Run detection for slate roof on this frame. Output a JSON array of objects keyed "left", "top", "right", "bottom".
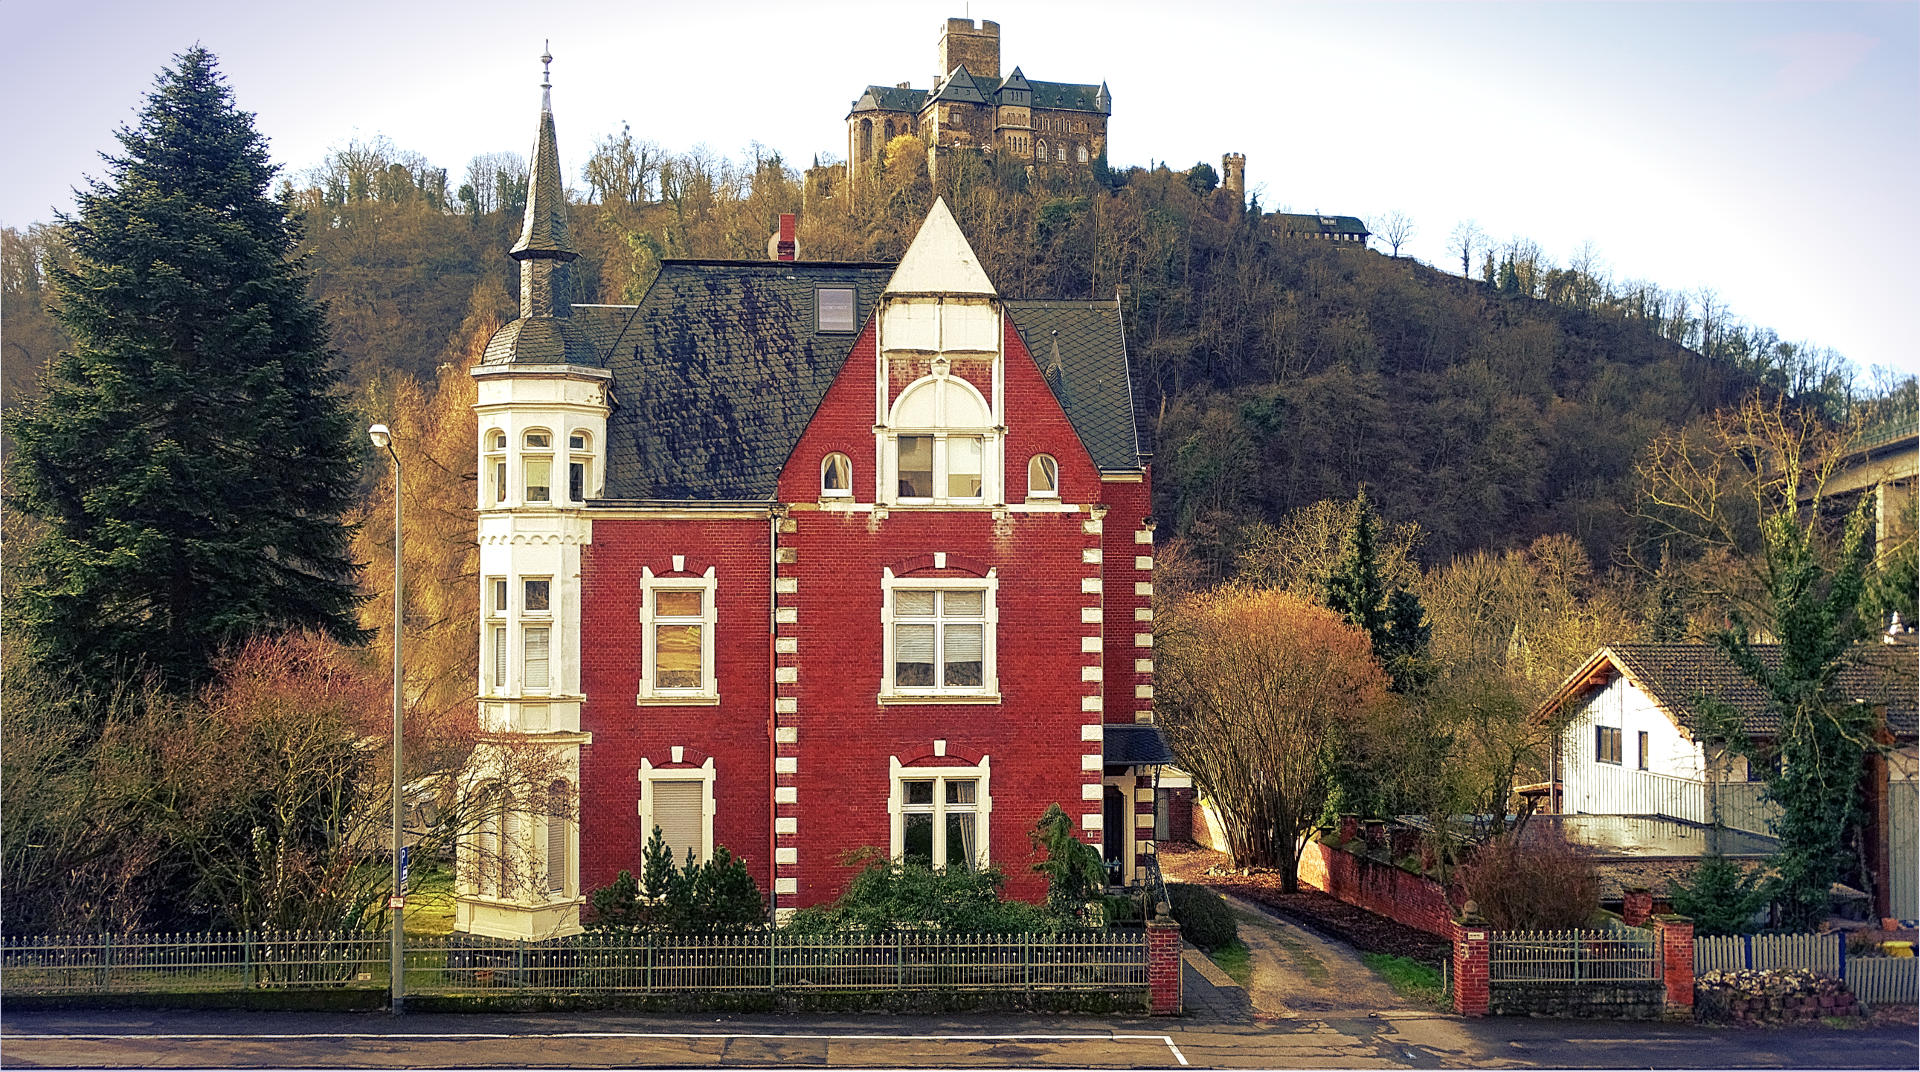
[
  {"left": 1004, "top": 299, "right": 1143, "bottom": 471},
  {"left": 512, "top": 107, "right": 572, "bottom": 257},
  {"left": 1023, "top": 78, "right": 1109, "bottom": 113},
  {"left": 1105, "top": 724, "right": 1176, "bottom": 766},
  {"left": 1582, "top": 643, "right": 1917, "bottom": 739},
  {"left": 1271, "top": 212, "right": 1371, "bottom": 237},
  {"left": 932, "top": 66, "right": 988, "bottom": 104},
  {"left": 851, "top": 86, "right": 928, "bottom": 114},
  {"left": 597, "top": 261, "right": 895, "bottom": 501},
  {"left": 480, "top": 312, "right": 601, "bottom": 368}
]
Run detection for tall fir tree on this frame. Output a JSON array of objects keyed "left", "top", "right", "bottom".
[
  {"left": 1323, "top": 487, "right": 1432, "bottom": 693},
  {"left": 4, "top": 48, "right": 363, "bottom": 698}
]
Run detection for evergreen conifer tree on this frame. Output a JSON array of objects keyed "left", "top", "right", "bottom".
[
  {"left": 4, "top": 48, "right": 362, "bottom": 698},
  {"left": 1323, "top": 487, "right": 1432, "bottom": 693}
]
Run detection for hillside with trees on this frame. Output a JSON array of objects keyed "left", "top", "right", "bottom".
[{"left": 5, "top": 127, "right": 1907, "bottom": 579}]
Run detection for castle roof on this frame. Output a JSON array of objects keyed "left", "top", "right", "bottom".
[
  {"left": 931, "top": 65, "right": 988, "bottom": 104},
  {"left": 850, "top": 85, "right": 928, "bottom": 114},
  {"left": 1270, "top": 212, "right": 1371, "bottom": 237},
  {"left": 1018, "top": 78, "right": 1109, "bottom": 114}
]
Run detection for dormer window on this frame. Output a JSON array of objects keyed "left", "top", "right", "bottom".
[
  {"left": 524, "top": 431, "right": 552, "bottom": 503},
  {"left": 885, "top": 375, "right": 995, "bottom": 505},
  {"left": 1028, "top": 454, "right": 1058, "bottom": 499},
  {"left": 568, "top": 430, "right": 592, "bottom": 502},
  {"left": 822, "top": 452, "right": 853, "bottom": 498}
]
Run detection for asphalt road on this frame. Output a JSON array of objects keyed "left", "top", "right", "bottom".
[{"left": 3, "top": 1008, "right": 1916, "bottom": 1070}]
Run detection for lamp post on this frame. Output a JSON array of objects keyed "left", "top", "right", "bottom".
[{"left": 369, "top": 423, "right": 404, "bottom": 1015}]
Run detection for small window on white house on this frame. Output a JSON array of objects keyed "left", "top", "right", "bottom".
[
  {"left": 817, "top": 288, "right": 857, "bottom": 333},
  {"left": 524, "top": 625, "right": 550, "bottom": 691},
  {"left": 490, "top": 624, "right": 507, "bottom": 690},
  {"left": 487, "top": 431, "right": 508, "bottom": 504},
  {"left": 1637, "top": 731, "right": 1649, "bottom": 771},
  {"left": 638, "top": 567, "right": 719, "bottom": 702},
  {"left": 1596, "top": 725, "right": 1622, "bottom": 765},
  {"left": 822, "top": 453, "right": 853, "bottom": 498},
  {"left": 546, "top": 780, "right": 570, "bottom": 895},
  {"left": 524, "top": 431, "right": 552, "bottom": 502},
  {"left": 487, "top": 577, "right": 507, "bottom": 617},
  {"left": 1028, "top": 454, "right": 1058, "bottom": 498},
  {"left": 524, "top": 578, "right": 551, "bottom": 614},
  {"left": 568, "top": 431, "right": 592, "bottom": 502}
]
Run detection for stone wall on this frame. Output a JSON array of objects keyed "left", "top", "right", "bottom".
[{"left": 1489, "top": 981, "right": 1665, "bottom": 1019}]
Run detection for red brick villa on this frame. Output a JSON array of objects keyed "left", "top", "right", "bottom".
[{"left": 457, "top": 67, "right": 1167, "bottom": 939}]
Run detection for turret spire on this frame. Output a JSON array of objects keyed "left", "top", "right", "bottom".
[{"left": 510, "top": 42, "right": 576, "bottom": 320}]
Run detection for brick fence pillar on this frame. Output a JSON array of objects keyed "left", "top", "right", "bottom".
[
  {"left": 1650, "top": 913, "right": 1695, "bottom": 1016},
  {"left": 1147, "top": 918, "right": 1182, "bottom": 1015},
  {"left": 1622, "top": 887, "right": 1653, "bottom": 927},
  {"left": 1452, "top": 915, "right": 1490, "bottom": 1017}
]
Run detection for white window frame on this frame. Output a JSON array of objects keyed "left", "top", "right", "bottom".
[
  {"left": 638, "top": 756, "right": 716, "bottom": 867},
  {"left": 568, "top": 430, "right": 594, "bottom": 503},
  {"left": 879, "top": 567, "right": 999, "bottom": 703},
  {"left": 821, "top": 452, "right": 853, "bottom": 499},
  {"left": 485, "top": 430, "right": 508, "bottom": 505},
  {"left": 888, "top": 754, "right": 992, "bottom": 871},
  {"left": 637, "top": 566, "right": 719, "bottom": 704},
  {"left": 488, "top": 624, "right": 508, "bottom": 693},
  {"left": 1027, "top": 454, "right": 1059, "bottom": 499},
  {"left": 523, "top": 429, "right": 553, "bottom": 504},
  {"left": 883, "top": 375, "right": 999, "bottom": 507},
  {"left": 545, "top": 778, "right": 573, "bottom": 898},
  {"left": 523, "top": 623, "right": 551, "bottom": 693}
]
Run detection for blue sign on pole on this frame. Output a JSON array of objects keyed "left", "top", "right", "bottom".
[{"left": 400, "top": 845, "right": 410, "bottom": 890}]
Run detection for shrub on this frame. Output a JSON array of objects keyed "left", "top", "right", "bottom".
[
  {"left": 1166, "top": 883, "right": 1237, "bottom": 951},
  {"left": 585, "top": 826, "right": 766, "bottom": 932},
  {"left": 1457, "top": 829, "right": 1599, "bottom": 930},
  {"left": 1668, "top": 853, "right": 1769, "bottom": 936},
  {"left": 1031, "top": 803, "right": 1107, "bottom": 917},
  {"left": 783, "top": 850, "right": 1073, "bottom": 933}
]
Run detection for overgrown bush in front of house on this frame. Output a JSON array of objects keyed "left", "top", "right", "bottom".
[
  {"left": 586, "top": 825, "right": 766, "bottom": 932},
  {"left": 782, "top": 849, "right": 1076, "bottom": 933},
  {"left": 1166, "top": 882, "right": 1237, "bottom": 951},
  {"left": 1457, "top": 828, "right": 1600, "bottom": 930},
  {"left": 1668, "top": 852, "right": 1770, "bottom": 935},
  {"left": 1031, "top": 803, "right": 1109, "bottom": 918}
]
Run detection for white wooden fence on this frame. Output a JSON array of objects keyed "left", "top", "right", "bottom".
[
  {"left": 1694, "top": 931, "right": 1915, "bottom": 1005},
  {"left": 0, "top": 929, "right": 1148, "bottom": 998}
]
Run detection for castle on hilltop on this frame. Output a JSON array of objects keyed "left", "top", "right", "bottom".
[{"left": 845, "top": 18, "right": 1111, "bottom": 187}]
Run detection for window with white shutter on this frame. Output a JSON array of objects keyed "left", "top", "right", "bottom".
[
  {"left": 546, "top": 780, "right": 569, "bottom": 895},
  {"left": 524, "top": 626, "right": 550, "bottom": 691},
  {"left": 882, "top": 572, "right": 997, "bottom": 700},
  {"left": 650, "top": 780, "right": 707, "bottom": 867}
]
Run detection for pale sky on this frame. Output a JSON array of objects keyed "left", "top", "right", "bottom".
[{"left": 3, "top": 0, "right": 1916, "bottom": 379}]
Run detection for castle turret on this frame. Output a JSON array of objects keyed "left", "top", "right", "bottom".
[
  {"left": 1222, "top": 153, "right": 1246, "bottom": 201},
  {"left": 461, "top": 44, "right": 606, "bottom": 942},
  {"left": 939, "top": 17, "right": 1000, "bottom": 83}
]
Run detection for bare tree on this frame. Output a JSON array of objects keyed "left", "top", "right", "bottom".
[
  {"left": 1377, "top": 210, "right": 1415, "bottom": 258},
  {"left": 1448, "top": 219, "right": 1487, "bottom": 279},
  {"left": 1157, "top": 587, "right": 1391, "bottom": 891}
]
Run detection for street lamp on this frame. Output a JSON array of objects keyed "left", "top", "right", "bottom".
[{"left": 369, "top": 423, "right": 405, "bottom": 1015}]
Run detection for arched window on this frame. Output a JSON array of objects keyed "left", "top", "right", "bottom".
[
  {"left": 469, "top": 782, "right": 507, "bottom": 897},
  {"left": 1028, "top": 454, "right": 1059, "bottom": 498},
  {"left": 1077, "top": 144, "right": 1089, "bottom": 164},
  {"left": 568, "top": 430, "right": 592, "bottom": 502},
  {"left": 485, "top": 430, "right": 507, "bottom": 504},
  {"left": 1057, "top": 143, "right": 1067, "bottom": 163},
  {"left": 821, "top": 452, "right": 852, "bottom": 498},
  {"left": 1036, "top": 139, "right": 1047, "bottom": 162},
  {"left": 889, "top": 376, "right": 993, "bottom": 503},
  {"left": 523, "top": 430, "right": 552, "bottom": 503},
  {"left": 546, "top": 779, "right": 570, "bottom": 896},
  {"left": 859, "top": 118, "right": 873, "bottom": 158}
]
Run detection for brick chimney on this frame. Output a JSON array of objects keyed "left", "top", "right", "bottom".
[{"left": 768, "top": 213, "right": 797, "bottom": 261}]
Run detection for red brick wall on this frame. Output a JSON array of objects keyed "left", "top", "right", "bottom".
[
  {"left": 577, "top": 518, "right": 774, "bottom": 900},
  {"left": 1297, "top": 839, "right": 1460, "bottom": 938}
]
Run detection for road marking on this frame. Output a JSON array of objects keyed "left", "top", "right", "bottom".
[{"left": 2, "top": 1030, "right": 1190, "bottom": 1067}]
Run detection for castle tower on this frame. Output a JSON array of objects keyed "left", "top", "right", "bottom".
[
  {"left": 1222, "top": 153, "right": 1246, "bottom": 201},
  {"left": 939, "top": 17, "right": 1000, "bottom": 82},
  {"left": 459, "top": 45, "right": 607, "bottom": 941}
]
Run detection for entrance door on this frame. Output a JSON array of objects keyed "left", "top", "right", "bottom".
[{"left": 1103, "top": 785, "right": 1127, "bottom": 886}]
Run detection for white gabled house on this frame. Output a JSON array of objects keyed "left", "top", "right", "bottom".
[{"left": 1543, "top": 642, "right": 1918, "bottom": 919}]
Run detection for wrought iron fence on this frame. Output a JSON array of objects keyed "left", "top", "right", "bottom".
[
  {"left": 1488, "top": 929, "right": 1659, "bottom": 984},
  {"left": 2, "top": 928, "right": 1147, "bottom": 998}
]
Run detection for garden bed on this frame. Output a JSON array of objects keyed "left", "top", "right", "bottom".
[{"left": 1157, "top": 844, "right": 1450, "bottom": 965}]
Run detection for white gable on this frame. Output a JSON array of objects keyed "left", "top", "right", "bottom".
[{"left": 884, "top": 198, "right": 996, "bottom": 296}]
